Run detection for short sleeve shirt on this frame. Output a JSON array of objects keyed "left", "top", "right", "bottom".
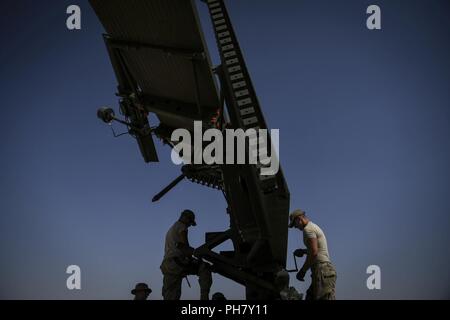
[
  {"left": 164, "top": 221, "right": 187, "bottom": 260},
  {"left": 303, "top": 221, "right": 331, "bottom": 263}
]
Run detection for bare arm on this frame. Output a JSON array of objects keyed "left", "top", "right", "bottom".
[{"left": 301, "top": 237, "right": 318, "bottom": 272}]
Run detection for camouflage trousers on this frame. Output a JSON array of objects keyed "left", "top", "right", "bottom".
[
  {"left": 160, "top": 257, "right": 212, "bottom": 300},
  {"left": 306, "top": 261, "right": 337, "bottom": 300}
]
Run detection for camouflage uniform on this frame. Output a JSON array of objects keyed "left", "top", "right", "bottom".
[
  {"left": 160, "top": 219, "right": 212, "bottom": 300},
  {"left": 306, "top": 261, "right": 337, "bottom": 300},
  {"left": 160, "top": 257, "right": 212, "bottom": 300}
]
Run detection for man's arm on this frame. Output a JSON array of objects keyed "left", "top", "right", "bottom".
[
  {"left": 179, "top": 230, "right": 189, "bottom": 247},
  {"left": 177, "top": 230, "right": 194, "bottom": 256},
  {"left": 297, "top": 237, "right": 318, "bottom": 281},
  {"left": 303, "top": 237, "right": 318, "bottom": 271}
]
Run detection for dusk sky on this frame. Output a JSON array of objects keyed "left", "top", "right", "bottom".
[{"left": 1, "top": 0, "right": 449, "bottom": 299}]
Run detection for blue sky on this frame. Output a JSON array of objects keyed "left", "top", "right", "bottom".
[{"left": 0, "top": 0, "right": 449, "bottom": 299}]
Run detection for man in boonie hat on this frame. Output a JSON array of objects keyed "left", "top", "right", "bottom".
[{"left": 131, "top": 282, "right": 152, "bottom": 300}]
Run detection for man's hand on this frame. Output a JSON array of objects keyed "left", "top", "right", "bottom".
[
  {"left": 294, "top": 248, "right": 308, "bottom": 257},
  {"left": 192, "top": 247, "right": 202, "bottom": 258},
  {"left": 296, "top": 268, "right": 307, "bottom": 282}
]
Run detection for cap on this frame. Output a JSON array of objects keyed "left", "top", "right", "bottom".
[
  {"left": 181, "top": 209, "right": 197, "bottom": 226},
  {"left": 288, "top": 209, "right": 306, "bottom": 228}
]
